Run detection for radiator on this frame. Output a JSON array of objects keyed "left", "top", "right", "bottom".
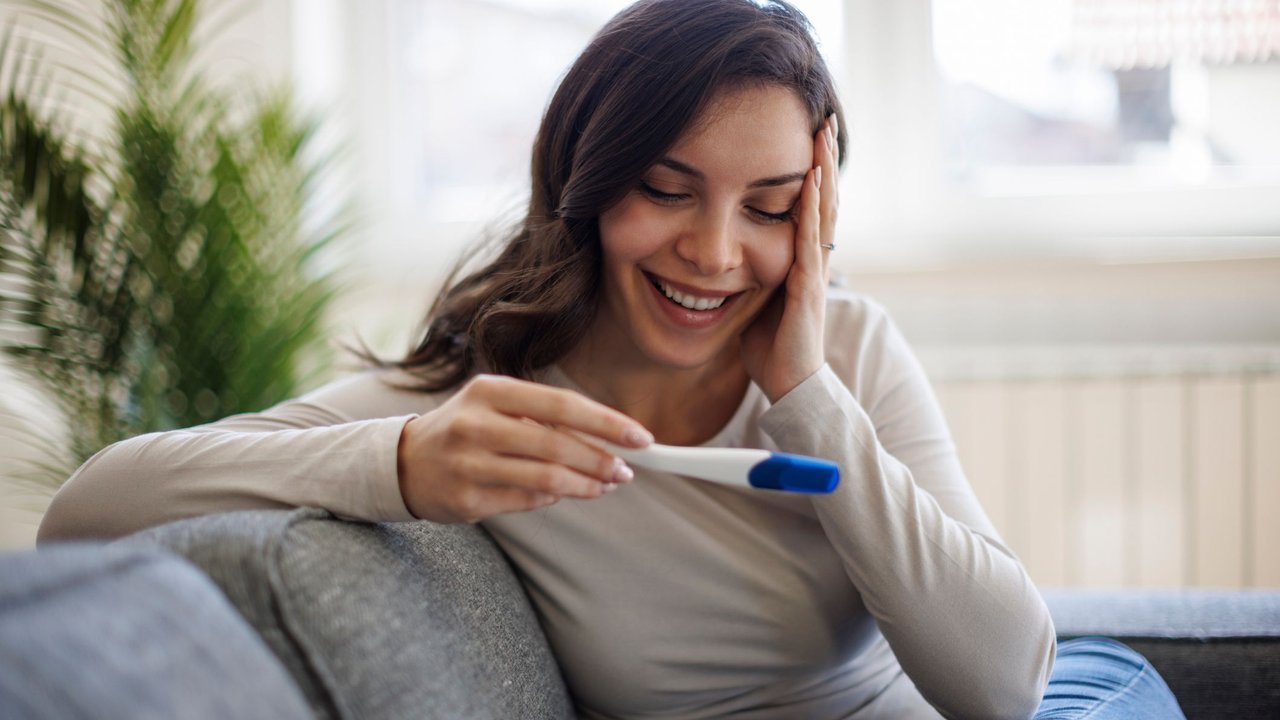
[{"left": 923, "top": 345, "right": 1280, "bottom": 589}]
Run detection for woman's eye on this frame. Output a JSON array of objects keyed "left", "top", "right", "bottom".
[
  {"left": 749, "top": 207, "right": 794, "bottom": 224},
  {"left": 638, "top": 182, "right": 687, "bottom": 204}
]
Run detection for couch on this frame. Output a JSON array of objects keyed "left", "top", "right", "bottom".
[{"left": 2, "top": 508, "right": 1278, "bottom": 719}]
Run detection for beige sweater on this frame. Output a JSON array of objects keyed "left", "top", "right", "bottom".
[{"left": 39, "top": 290, "right": 1055, "bottom": 719}]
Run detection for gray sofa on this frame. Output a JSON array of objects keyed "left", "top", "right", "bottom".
[{"left": 2, "top": 508, "right": 1278, "bottom": 719}]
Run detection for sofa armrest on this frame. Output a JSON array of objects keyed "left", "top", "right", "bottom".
[
  {"left": 0, "top": 543, "right": 311, "bottom": 720},
  {"left": 120, "top": 508, "right": 574, "bottom": 720},
  {"left": 1044, "top": 588, "right": 1280, "bottom": 719}
]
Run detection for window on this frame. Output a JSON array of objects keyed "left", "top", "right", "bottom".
[
  {"left": 385, "top": 0, "right": 842, "bottom": 220},
  {"left": 296, "top": 0, "right": 1280, "bottom": 272},
  {"left": 934, "top": 0, "right": 1280, "bottom": 192},
  {"left": 839, "top": 0, "right": 1280, "bottom": 263}
]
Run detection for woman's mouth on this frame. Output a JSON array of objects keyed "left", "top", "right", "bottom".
[
  {"left": 654, "top": 278, "right": 729, "bottom": 310},
  {"left": 643, "top": 272, "right": 743, "bottom": 329}
]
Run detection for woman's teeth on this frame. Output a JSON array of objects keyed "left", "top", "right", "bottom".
[{"left": 656, "top": 280, "right": 727, "bottom": 311}]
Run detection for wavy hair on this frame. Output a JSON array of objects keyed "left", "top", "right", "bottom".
[{"left": 375, "top": 0, "right": 847, "bottom": 391}]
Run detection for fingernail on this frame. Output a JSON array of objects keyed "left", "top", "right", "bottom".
[
  {"left": 626, "top": 428, "right": 653, "bottom": 447},
  {"left": 602, "top": 482, "right": 619, "bottom": 494},
  {"left": 814, "top": 166, "right": 822, "bottom": 190},
  {"left": 612, "top": 458, "right": 634, "bottom": 483}
]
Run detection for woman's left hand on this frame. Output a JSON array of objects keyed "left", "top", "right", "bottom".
[{"left": 740, "top": 113, "right": 839, "bottom": 404}]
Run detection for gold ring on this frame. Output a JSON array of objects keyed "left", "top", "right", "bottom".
[{"left": 819, "top": 243, "right": 835, "bottom": 251}]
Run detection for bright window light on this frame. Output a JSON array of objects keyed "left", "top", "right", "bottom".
[
  {"left": 387, "top": 0, "right": 841, "bottom": 221},
  {"left": 933, "top": 0, "right": 1280, "bottom": 192}
]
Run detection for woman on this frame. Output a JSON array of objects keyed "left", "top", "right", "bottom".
[{"left": 39, "top": 1, "right": 1184, "bottom": 717}]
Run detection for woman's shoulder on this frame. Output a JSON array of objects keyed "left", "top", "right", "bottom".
[
  {"left": 821, "top": 286, "right": 918, "bottom": 389},
  {"left": 823, "top": 285, "right": 898, "bottom": 343}
]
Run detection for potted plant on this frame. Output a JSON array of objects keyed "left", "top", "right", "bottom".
[{"left": 0, "top": 0, "right": 345, "bottom": 488}]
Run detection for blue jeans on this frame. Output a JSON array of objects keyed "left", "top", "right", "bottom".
[{"left": 1035, "top": 637, "right": 1186, "bottom": 719}]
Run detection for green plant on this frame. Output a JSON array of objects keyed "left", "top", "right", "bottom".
[{"left": 0, "top": 0, "right": 345, "bottom": 487}]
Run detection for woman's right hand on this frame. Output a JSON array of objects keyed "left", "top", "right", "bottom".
[{"left": 396, "top": 374, "right": 654, "bottom": 523}]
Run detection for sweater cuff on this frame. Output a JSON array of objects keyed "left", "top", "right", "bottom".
[
  {"left": 759, "top": 364, "right": 863, "bottom": 451},
  {"left": 752, "top": 363, "right": 885, "bottom": 458},
  {"left": 370, "top": 414, "right": 419, "bottom": 522}
]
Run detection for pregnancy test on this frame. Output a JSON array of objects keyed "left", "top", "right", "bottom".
[{"left": 596, "top": 439, "right": 840, "bottom": 494}]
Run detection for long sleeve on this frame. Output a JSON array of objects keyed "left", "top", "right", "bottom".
[
  {"left": 757, "top": 297, "right": 1055, "bottom": 720},
  {"left": 38, "top": 370, "right": 429, "bottom": 543}
]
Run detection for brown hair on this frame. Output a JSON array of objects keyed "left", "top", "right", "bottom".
[{"left": 377, "top": 0, "right": 847, "bottom": 391}]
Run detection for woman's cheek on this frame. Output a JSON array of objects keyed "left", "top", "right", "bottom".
[
  {"left": 749, "top": 227, "right": 795, "bottom": 289},
  {"left": 599, "top": 197, "right": 673, "bottom": 261}
]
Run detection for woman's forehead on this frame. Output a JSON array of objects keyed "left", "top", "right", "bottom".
[{"left": 661, "top": 85, "right": 813, "bottom": 181}]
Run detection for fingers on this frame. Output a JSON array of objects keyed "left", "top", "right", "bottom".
[
  {"left": 470, "top": 375, "right": 653, "bottom": 448},
  {"left": 458, "top": 375, "right": 641, "bottom": 500},
  {"left": 811, "top": 114, "right": 839, "bottom": 284},
  {"left": 398, "top": 376, "right": 644, "bottom": 524},
  {"left": 471, "top": 454, "right": 620, "bottom": 501},
  {"left": 442, "top": 483, "right": 561, "bottom": 525},
  {"left": 462, "top": 486, "right": 561, "bottom": 522},
  {"left": 790, "top": 142, "right": 825, "bottom": 291},
  {"left": 487, "top": 414, "right": 634, "bottom": 485},
  {"left": 821, "top": 114, "right": 839, "bottom": 229}
]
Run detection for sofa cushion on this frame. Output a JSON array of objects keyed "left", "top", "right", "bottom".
[
  {"left": 1044, "top": 588, "right": 1280, "bottom": 719},
  {"left": 124, "top": 508, "right": 574, "bottom": 720},
  {"left": 0, "top": 543, "right": 312, "bottom": 720}
]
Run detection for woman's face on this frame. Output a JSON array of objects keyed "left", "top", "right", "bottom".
[{"left": 596, "top": 84, "right": 814, "bottom": 372}]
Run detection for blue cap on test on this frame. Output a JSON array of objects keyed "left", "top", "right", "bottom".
[{"left": 747, "top": 453, "right": 840, "bottom": 493}]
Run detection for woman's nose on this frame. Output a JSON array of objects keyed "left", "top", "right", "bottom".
[{"left": 675, "top": 208, "right": 741, "bottom": 276}]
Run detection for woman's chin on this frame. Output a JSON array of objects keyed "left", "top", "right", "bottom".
[
  {"left": 648, "top": 352, "right": 716, "bottom": 371},
  {"left": 634, "top": 332, "right": 739, "bottom": 372}
]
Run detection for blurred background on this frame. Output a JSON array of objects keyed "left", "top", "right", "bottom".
[{"left": 1, "top": 0, "right": 1278, "bottom": 589}]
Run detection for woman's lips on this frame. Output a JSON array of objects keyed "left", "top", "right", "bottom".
[
  {"left": 647, "top": 272, "right": 738, "bottom": 299},
  {"left": 644, "top": 272, "right": 742, "bottom": 330}
]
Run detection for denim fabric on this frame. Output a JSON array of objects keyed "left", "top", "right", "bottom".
[{"left": 1035, "top": 637, "right": 1186, "bottom": 719}]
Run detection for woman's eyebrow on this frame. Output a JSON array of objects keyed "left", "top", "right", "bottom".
[{"left": 656, "top": 156, "right": 807, "bottom": 189}]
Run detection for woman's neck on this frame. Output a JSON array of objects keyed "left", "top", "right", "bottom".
[{"left": 557, "top": 329, "right": 750, "bottom": 447}]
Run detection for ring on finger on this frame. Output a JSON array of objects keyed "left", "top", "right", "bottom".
[{"left": 820, "top": 243, "right": 835, "bottom": 251}]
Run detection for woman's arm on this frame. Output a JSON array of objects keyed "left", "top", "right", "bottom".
[
  {"left": 37, "top": 370, "right": 426, "bottom": 543},
  {"left": 38, "top": 369, "right": 654, "bottom": 543},
  {"left": 759, "top": 295, "right": 1055, "bottom": 720}
]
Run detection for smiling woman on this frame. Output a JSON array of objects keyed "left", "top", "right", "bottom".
[
  {"left": 375, "top": 0, "right": 847, "bottom": 399},
  {"left": 37, "top": 2, "right": 1186, "bottom": 719},
  {"left": 582, "top": 85, "right": 813, "bottom": 391}
]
